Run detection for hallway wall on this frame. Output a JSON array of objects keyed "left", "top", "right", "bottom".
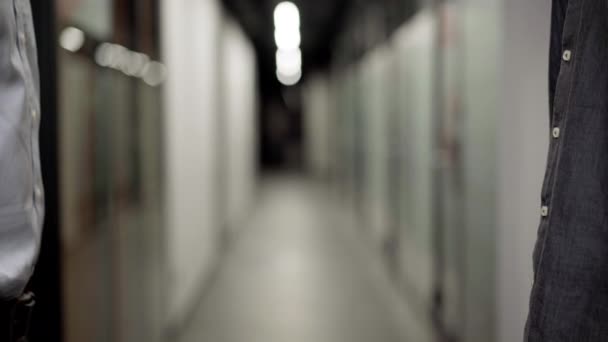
[
  {"left": 56, "top": 1, "right": 167, "bottom": 341},
  {"left": 302, "top": 1, "right": 551, "bottom": 340},
  {"left": 303, "top": 74, "right": 332, "bottom": 178},
  {"left": 220, "top": 19, "right": 258, "bottom": 233},
  {"left": 161, "top": 0, "right": 258, "bottom": 329},
  {"left": 162, "top": 0, "right": 223, "bottom": 327},
  {"left": 497, "top": 0, "right": 551, "bottom": 340},
  {"left": 459, "top": 2, "right": 501, "bottom": 340}
]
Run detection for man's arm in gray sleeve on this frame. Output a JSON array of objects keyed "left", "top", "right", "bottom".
[{"left": 0, "top": 0, "right": 44, "bottom": 300}]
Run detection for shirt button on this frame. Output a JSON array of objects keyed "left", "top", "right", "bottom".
[
  {"left": 19, "top": 32, "right": 26, "bottom": 44},
  {"left": 552, "top": 127, "right": 561, "bottom": 138},
  {"left": 563, "top": 50, "right": 572, "bottom": 62},
  {"left": 31, "top": 109, "right": 37, "bottom": 120},
  {"left": 541, "top": 206, "right": 549, "bottom": 217}
]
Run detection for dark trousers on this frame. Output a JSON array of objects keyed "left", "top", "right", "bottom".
[{"left": 0, "top": 293, "right": 35, "bottom": 342}]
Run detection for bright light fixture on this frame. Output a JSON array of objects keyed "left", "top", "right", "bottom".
[
  {"left": 276, "top": 68, "right": 301, "bottom": 86},
  {"left": 274, "top": 28, "right": 301, "bottom": 51},
  {"left": 143, "top": 61, "right": 168, "bottom": 87},
  {"left": 274, "top": 2, "right": 300, "bottom": 30},
  {"left": 124, "top": 52, "right": 150, "bottom": 77},
  {"left": 95, "top": 42, "right": 166, "bottom": 86},
  {"left": 59, "top": 27, "right": 85, "bottom": 52},
  {"left": 273, "top": 1, "right": 302, "bottom": 86},
  {"left": 276, "top": 48, "right": 301, "bottom": 76}
]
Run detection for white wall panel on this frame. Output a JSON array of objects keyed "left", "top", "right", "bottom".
[
  {"left": 161, "top": 0, "right": 223, "bottom": 327},
  {"left": 361, "top": 46, "right": 392, "bottom": 245},
  {"left": 497, "top": 1, "right": 551, "bottom": 341},
  {"left": 303, "top": 73, "right": 332, "bottom": 178},
  {"left": 460, "top": 3, "right": 501, "bottom": 340},
  {"left": 393, "top": 11, "right": 436, "bottom": 309},
  {"left": 221, "top": 20, "right": 258, "bottom": 232}
]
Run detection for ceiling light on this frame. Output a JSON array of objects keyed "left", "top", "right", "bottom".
[
  {"left": 276, "top": 48, "right": 301, "bottom": 76},
  {"left": 276, "top": 68, "right": 301, "bottom": 86},
  {"left": 274, "top": 2, "right": 300, "bottom": 30},
  {"left": 274, "top": 29, "right": 301, "bottom": 51},
  {"left": 143, "top": 61, "right": 168, "bottom": 87},
  {"left": 59, "top": 27, "right": 85, "bottom": 52}
]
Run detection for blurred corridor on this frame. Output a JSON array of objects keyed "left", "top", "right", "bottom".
[
  {"left": 177, "top": 176, "right": 420, "bottom": 342},
  {"left": 25, "top": 0, "right": 553, "bottom": 341}
]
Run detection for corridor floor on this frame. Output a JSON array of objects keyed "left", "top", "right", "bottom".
[{"left": 178, "top": 176, "right": 416, "bottom": 342}]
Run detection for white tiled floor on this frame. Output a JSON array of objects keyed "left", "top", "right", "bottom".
[{"left": 178, "top": 176, "right": 423, "bottom": 342}]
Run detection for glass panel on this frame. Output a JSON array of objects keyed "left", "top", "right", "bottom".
[
  {"left": 437, "top": 2, "right": 466, "bottom": 337},
  {"left": 56, "top": 1, "right": 165, "bottom": 341}
]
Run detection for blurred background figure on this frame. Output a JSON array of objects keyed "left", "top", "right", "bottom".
[{"left": 25, "top": 0, "right": 551, "bottom": 341}]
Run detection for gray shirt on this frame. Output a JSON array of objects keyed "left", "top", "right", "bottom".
[{"left": 0, "top": 0, "right": 44, "bottom": 299}]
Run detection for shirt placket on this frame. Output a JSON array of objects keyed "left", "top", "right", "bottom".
[
  {"left": 14, "top": 0, "right": 43, "bottom": 219},
  {"left": 539, "top": 0, "right": 582, "bottom": 236}
]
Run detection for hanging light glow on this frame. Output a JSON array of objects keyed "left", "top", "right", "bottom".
[
  {"left": 276, "top": 68, "right": 302, "bottom": 86},
  {"left": 273, "top": 2, "right": 302, "bottom": 85},
  {"left": 276, "top": 48, "right": 301, "bottom": 76},
  {"left": 274, "top": 28, "right": 301, "bottom": 51},
  {"left": 274, "top": 2, "right": 300, "bottom": 31},
  {"left": 59, "top": 27, "right": 85, "bottom": 52}
]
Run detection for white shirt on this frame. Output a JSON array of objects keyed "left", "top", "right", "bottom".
[{"left": 0, "top": 0, "right": 44, "bottom": 299}]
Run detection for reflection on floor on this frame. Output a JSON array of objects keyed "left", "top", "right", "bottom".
[{"left": 179, "top": 176, "right": 414, "bottom": 342}]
